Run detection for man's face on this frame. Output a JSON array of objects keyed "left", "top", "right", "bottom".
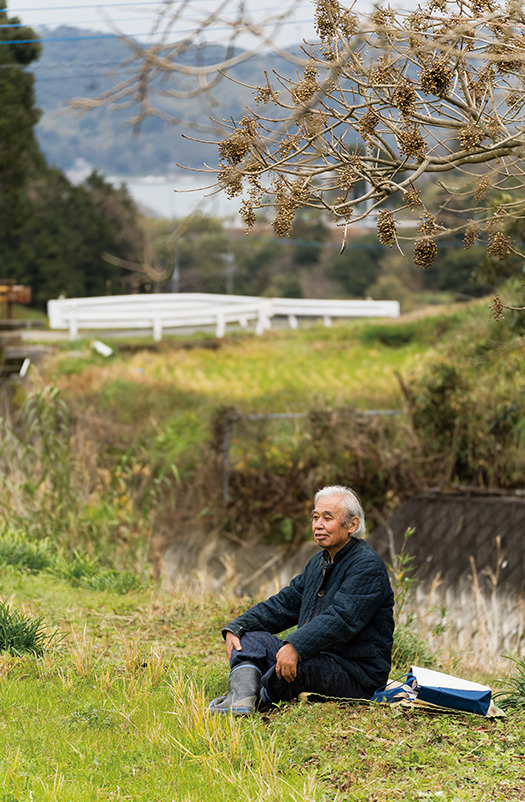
[{"left": 311, "top": 494, "right": 359, "bottom": 560}]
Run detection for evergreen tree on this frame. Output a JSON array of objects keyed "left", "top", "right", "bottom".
[
  {"left": 326, "top": 238, "right": 383, "bottom": 299},
  {"left": 0, "top": 3, "right": 145, "bottom": 305},
  {"left": 14, "top": 169, "right": 145, "bottom": 306},
  {"left": 0, "top": 1, "right": 43, "bottom": 266}
]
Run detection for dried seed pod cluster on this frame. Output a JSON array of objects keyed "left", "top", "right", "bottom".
[
  {"left": 474, "top": 176, "right": 492, "bottom": 202},
  {"left": 490, "top": 295, "right": 505, "bottom": 320},
  {"left": 377, "top": 210, "right": 397, "bottom": 247},
  {"left": 420, "top": 60, "right": 453, "bottom": 96},
  {"left": 404, "top": 188, "right": 422, "bottom": 210},
  {"left": 487, "top": 232, "right": 512, "bottom": 261},
  {"left": 463, "top": 222, "right": 482, "bottom": 249},
  {"left": 398, "top": 125, "right": 427, "bottom": 158},
  {"left": 414, "top": 237, "right": 438, "bottom": 268},
  {"left": 218, "top": 117, "right": 257, "bottom": 166},
  {"left": 394, "top": 79, "right": 416, "bottom": 117},
  {"left": 272, "top": 179, "right": 311, "bottom": 237},
  {"left": 458, "top": 123, "right": 486, "bottom": 151}
]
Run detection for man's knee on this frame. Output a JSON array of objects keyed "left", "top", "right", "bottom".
[{"left": 230, "top": 631, "right": 283, "bottom": 670}]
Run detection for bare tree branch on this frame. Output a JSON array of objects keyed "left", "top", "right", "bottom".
[
  {"left": 69, "top": 0, "right": 308, "bottom": 137},
  {"left": 203, "top": 0, "right": 525, "bottom": 278}
]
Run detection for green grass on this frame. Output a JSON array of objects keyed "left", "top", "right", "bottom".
[
  {"left": 495, "top": 656, "right": 525, "bottom": 710},
  {"left": 0, "top": 527, "right": 53, "bottom": 573},
  {"left": 0, "top": 571, "right": 523, "bottom": 801},
  {"left": 0, "top": 598, "right": 57, "bottom": 657},
  {"left": 357, "top": 311, "right": 463, "bottom": 348},
  {"left": 47, "top": 320, "right": 428, "bottom": 418},
  {"left": 1, "top": 297, "right": 522, "bottom": 799},
  {"left": 29, "top": 318, "right": 433, "bottom": 528},
  {"left": 42, "top": 299, "right": 516, "bottom": 437},
  {"left": 10, "top": 303, "right": 48, "bottom": 322}
]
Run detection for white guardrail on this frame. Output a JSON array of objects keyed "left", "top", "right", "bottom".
[{"left": 47, "top": 293, "right": 400, "bottom": 341}]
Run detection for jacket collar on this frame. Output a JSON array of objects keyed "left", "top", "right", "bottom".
[{"left": 323, "top": 537, "right": 358, "bottom": 564}]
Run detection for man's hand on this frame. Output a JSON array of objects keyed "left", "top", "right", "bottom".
[
  {"left": 275, "top": 643, "right": 299, "bottom": 683},
  {"left": 225, "top": 631, "right": 242, "bottom": 660}
]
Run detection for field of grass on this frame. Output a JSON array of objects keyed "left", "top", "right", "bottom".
[
  {"left": 15, "top": 297, "right": 521, "bottom": 548},
  {"left": 2, "top": 295, "right": 524, "bottom": 799},
  {"left": 42, "top": 309, "right": 464, "bottom": 423},
  {"left": 1, "top": 569, "right": 524, "bottom": 802},
  {"left": 29, "top": 308, "right": 465, "bottom": 499},
  {"left": 5, "top": 294, "right": 523, "bottom": 550}
]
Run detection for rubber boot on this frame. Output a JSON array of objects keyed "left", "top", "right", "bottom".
[{"left": 209, "top": 664, "right": 261, "bottom": 715}]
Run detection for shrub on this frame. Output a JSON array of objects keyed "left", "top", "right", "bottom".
[
  {"left": 81, "top": 569, "right": 141, "bottom": 595},
  {"left": 358, "top": 314, "right": 461, "bottom": 348},
  {"left": 49, "top": 551, "right": 141, "bottom": 594},
  {"left": 494, "top": 656, "right": 525, "bottom": 709},
  {"left": 391, "top": 624, "right": 436, "bottom": 673},
  {"left": 0, "top": 526, "right": 53, "bottom": 573},
  {"left": 0, "top": 387, "right": 159, "bottom": 565},
  {"left": 359, "top": 323, "right": 415, "bottom": 348},
  {"left": 49, "top": 551, "right": 100, "bottom": 586},
  {"left": 0, "top": 599, "right": 56, "bottom": 657}
]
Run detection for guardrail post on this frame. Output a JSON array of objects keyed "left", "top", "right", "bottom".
[
  {"left": 264, "top": 303, "right": 273, "bottom": 330},
  {"left": 323, "top": 315, "right": 332, "bottom": 327},
  {"left": 69, "top": 316, "right": 78, "bottom": 341},
  {"left": 255, "top": 300, "right": 273, "bottom": 335},
  {"left": 153, "top": 317, "right": 163, "bottom": 342},
  {"left": 255, "top": 305, "right": 265, "bottom": 335},
  {"left": 288, "top": 314, "right": 298, "bottom": 330},
  {"left": 216, "top": 312, "right": 226, "bottom": 338}
]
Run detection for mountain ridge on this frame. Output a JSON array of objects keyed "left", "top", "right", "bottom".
[{"left": 29, "top": 27, "right": 303, "bottom": 176}]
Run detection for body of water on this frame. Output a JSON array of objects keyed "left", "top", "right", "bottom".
[
  {"left": 67, "top": 161, "right": 241, "bottom": 220},
  {"left": 116, "top": 173, "right": 241, "bottom": 219}
]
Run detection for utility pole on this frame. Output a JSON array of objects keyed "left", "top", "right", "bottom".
[
  {"left": 171, "top": 240, "right": 180, "bottom": 292},
  {"left": 221, "top": 253, "right": 235, "bottom": 295}
]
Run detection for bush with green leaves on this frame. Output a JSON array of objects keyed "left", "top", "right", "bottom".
[
  {"left": 391, "top": 624, "right": 436, "bottom": 674},
  {"left": 49, "top": 551, "right": 141, "bottom": 594},
  {"left": 48, "top": 551, "right": 100, "bottom": 585},
  {"left": 0, "top": 599, "right": 56, "bottom": 657},
  {"left": 495, "top": 656, "right": 525, "bottom": 710},
  {"left": 406, "top": 307, "right": 525, "bottom": 487},
  {"left": 0, "top": 526, "right": 53, "bottom": 573},
  {"left": 81, "top": 569, "right": 141, "bottom": 594}
]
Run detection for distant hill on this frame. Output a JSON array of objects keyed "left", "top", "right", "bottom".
[{"left": 30, "top": 27, "right": 301, "bottom": 176}]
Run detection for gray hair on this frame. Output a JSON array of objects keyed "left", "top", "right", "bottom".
[{"left": 314, "top": 485, "right": 366, "bottom": 539}]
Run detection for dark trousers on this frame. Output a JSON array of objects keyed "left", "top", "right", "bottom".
[{"left": 229, "top": 630, "right": 367, "bottom": 703}]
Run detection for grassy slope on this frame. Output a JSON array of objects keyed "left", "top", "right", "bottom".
[
  {"left": 3, "top": 301, "right": 523, "bottom": 800},
  {"left": 1, "top": 571, "right": 524, "bottom": 802}
]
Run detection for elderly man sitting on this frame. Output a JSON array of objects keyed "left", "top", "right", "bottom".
[{"left": 209, "top": 485, "right": 395, "bottom": 714}]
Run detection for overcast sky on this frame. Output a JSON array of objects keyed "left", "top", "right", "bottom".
[{"left": 5, "top": 0, "right": 321, "bottom": 48}]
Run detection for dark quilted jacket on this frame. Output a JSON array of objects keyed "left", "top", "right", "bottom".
[{"left": 224, "top": 538, "right": 395, "bottom": 694}]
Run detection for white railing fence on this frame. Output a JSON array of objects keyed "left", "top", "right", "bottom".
[{"left": 47, "top": 293, "right": 400, "bottom": 341}]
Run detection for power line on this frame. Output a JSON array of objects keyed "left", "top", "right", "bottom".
[
  {"left": 0, "top": 16, "right": 164, "bottom": 28},
  {"left": 3, "top": 0, "right": 307, "bottom": 13},
  {"left": 3, "top": 1, "right": 311, "bottom": 25},
  {"left": 0, "top": 14, "right": 313, "bottom": 45},
  {"left": 3, "top": 2, "right": 168, "bottom": 12},
  {"left": 0, "top": 60, "right": 124, "bottom": 67},
  {"left": 0, "top": 0, "right": 313, "bottom": 48},
  {"left": 0, "top": 33, "right": 122, "bottom": 43}
]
